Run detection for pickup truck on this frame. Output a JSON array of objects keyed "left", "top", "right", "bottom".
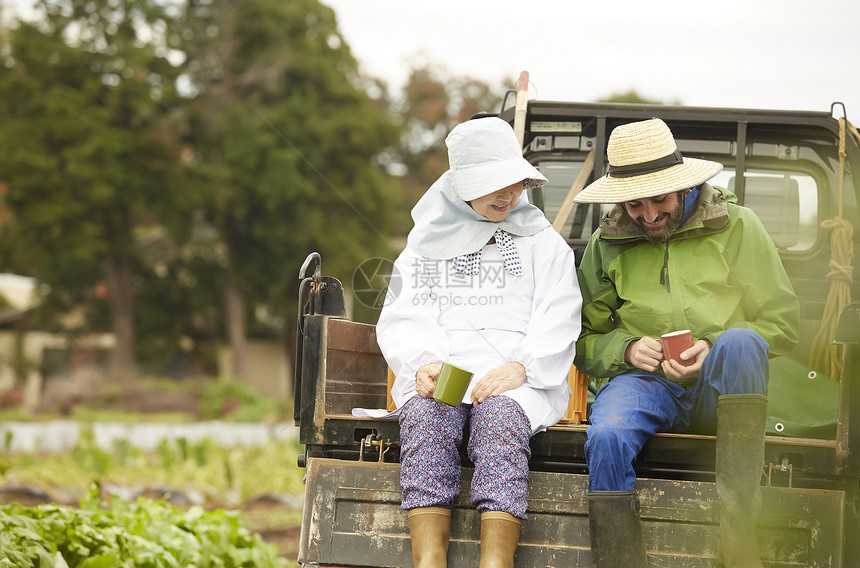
[{"left": 293, "top": 86, "right": 860, "bottom": 566}]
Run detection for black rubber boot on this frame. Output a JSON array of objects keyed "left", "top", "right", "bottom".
[
  {"left": 587, "top": 490, "right": 647, "bottom": 567},
  {"left": 716, "top": 394, "right": 767, "bottom": 567}
]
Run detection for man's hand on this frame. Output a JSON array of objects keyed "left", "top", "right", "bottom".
[
  {"left": 625, "top": 337, "right": 664, "bottom": 372},
  {"left": 470, "top": 362, "right": 527, "bottom": 404},
  {"left": 416, "top": 363, "right": 441, "bottom": 398},
  {"left": 661, "top": 339, "right": 710, "bottom": 380}
]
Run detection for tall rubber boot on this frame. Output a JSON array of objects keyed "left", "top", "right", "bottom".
[
  {"left": 716, "top": 394, "right": 767, "bottom": 568},
  {"left": 479, "top": 511, "right": 521, "bottom": 568},
  {"left": 408, "top": 507, "right": 451, "bottom": 568},
  {"left": 587, "top": 490, "right": 647, "bottom": 567}
]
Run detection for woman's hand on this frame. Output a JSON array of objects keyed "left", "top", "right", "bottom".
[
  {"left": 661, "top": 339, "right": 710, "bottom": 381},
  {"left": 625, "top": 337, "right": 663, "bottom": 372},
  {"left": 416, "top": 363, "right": 441, "bottom": 398},
  {"left": 470, "top": 362, "right": 527, "bottom": 404}
]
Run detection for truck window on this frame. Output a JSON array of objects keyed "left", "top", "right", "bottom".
[
  {"left": 532, "top": 161, "right": 581, "bottom": 237},
  {"left": 710, "top": 169, "right": 819, "bottom": 252},
  {"left": 533, "top": 160, "right": 613, "bottom": 241}
]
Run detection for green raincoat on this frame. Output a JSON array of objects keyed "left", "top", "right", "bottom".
[{"left": 575, "top": 183, "right": 800, "bottom": 385}]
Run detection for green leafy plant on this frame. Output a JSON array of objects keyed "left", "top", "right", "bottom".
[
  {"left": 201, "top": 378, "right": 280, "bottom": 422},
  {"left": 0, "top": 485, "right": 287, "bottom": 567}
]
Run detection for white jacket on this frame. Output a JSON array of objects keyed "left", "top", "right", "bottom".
[{"left": 377, "top": 226, "right": 581, "bottom": 434}]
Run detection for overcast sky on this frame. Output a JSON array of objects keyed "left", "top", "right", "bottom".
[{"left": 324, "top": 0, "right": 860, "bottom": 117}]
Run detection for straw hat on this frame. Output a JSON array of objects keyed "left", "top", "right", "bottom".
[
  {"left": 573, "top": 118, "right": 722, "bottom": 203},
  {"left": 447, "top": 117, "right": 547, "bottom": 202}
]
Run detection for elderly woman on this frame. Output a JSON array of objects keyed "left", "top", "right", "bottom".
[{"left": 376, "top": 117, "right": 581, "bottom": 568}]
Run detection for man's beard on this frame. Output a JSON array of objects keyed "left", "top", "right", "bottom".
[{"left": 632, "top": 196, "right": 685, "bottom": 244}]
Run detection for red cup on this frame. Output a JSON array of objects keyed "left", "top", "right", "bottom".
[{"left": 661, "top": 330, "right": 695, "bottom": 366}]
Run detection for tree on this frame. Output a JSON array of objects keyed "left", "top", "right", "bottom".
[
  {"left": 395, "top": 64, "right": 506, "bottom": 217},
  {"left": 0, "top": 0, "right": 184, "bottom": 379},
  {"left": 175, "top": 0, "right": 402, "bottom": 377}
]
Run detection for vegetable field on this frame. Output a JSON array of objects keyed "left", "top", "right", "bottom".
[
  {"left": 1, "top": 486, "right": 287, "bottom": 567},
  {"left": 1, "top": 428, "right": 305, "bottom": 567}
]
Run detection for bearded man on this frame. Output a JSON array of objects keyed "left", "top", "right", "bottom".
[{"left": 572, "top": 118, "right": 799, "bottom": 567}]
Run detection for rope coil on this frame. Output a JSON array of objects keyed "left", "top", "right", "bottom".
[{"left": 809, "top": 118, "right": 857, "bottom": 378}]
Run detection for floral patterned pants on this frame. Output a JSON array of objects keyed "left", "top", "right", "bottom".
[{"left": 399, "top": 394, "right": 532, "bottom": 519}]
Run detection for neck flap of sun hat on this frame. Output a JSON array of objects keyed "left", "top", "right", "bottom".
[
  {"left": 406, "top": 171, "right": 549, "bottom": 262},
  {"left": 405, "top": 117, "right": 550, "bottom": 262}
]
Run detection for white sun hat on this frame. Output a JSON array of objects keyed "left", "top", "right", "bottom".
[
  {"left": 446, "top": 117, "right": 547, "bottom": 202},
  {"left": 574, "top": 118, "right": 723, "bottom": 203}
]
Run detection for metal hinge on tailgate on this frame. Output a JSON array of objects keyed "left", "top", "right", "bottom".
[
  {"left": 359, "top": 434, "right": 392, "bottom": 463},
  {"left": 766, "top": 457, "right": 793, "bottom": 488}
]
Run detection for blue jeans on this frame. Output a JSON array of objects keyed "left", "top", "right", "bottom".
[{"left": 585, "top": 328, "right": 769, "bottom": 491}]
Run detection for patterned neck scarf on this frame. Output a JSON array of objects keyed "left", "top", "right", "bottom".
[{"left": 452, "top": 228, "right": 523, "bottom": 276}]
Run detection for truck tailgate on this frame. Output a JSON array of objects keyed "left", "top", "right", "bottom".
[{"left": 298, "top": 457, "right": 844, "bottom": 567}]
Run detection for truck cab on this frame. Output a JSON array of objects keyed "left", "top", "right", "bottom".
[{"left": 294, "top": 95, "right": 860, "bottom": 566}]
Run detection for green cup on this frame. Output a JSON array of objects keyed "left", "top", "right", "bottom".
[{"left": 433, "top": 362, "right": 474, "bottom": 407}]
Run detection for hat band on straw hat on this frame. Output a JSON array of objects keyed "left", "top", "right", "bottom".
[{"left": 608, "top": 149, "right": 684, "bottom": 179}]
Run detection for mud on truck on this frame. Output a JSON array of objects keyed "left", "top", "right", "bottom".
[{"left": 293, "top": 79, "right": 860, "bottom": 566}]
